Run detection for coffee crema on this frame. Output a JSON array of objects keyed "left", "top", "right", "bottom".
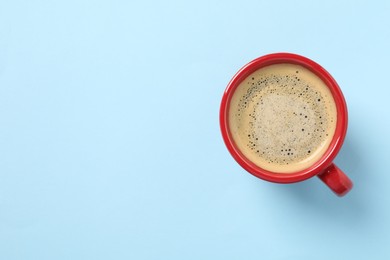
[{"left": 228, "top": 63, "right": 337, "bottom": 173}]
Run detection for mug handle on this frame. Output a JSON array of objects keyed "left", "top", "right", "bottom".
[{"left": 317, "top": 163, "right": 353, "bottom": 197}]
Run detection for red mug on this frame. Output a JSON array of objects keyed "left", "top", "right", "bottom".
[{"left": 220, "top": 53, "right": 353, "bottom": 196}]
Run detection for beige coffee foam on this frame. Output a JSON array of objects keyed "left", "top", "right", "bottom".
[{"left": 228, "top": 63, "right": 337, "bottom": 173}]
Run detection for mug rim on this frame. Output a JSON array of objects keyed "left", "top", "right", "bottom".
[{"left": 219, "top": 53, "right": 348, "bottom": 183}]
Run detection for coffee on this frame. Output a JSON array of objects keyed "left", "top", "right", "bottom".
[{"left": 228, "top": 63, "right": 337, "bottom": 173}]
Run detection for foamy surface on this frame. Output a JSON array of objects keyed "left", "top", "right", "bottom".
[{"left": 229, "top": 64, "right": 337, "bottom": 173}]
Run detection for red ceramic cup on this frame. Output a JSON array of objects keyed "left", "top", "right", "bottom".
[{"left": 220, "top": 53, "right": 353, "bottom": 196}]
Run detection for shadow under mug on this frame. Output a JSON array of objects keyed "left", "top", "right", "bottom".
[{"left": 220, "top": 53, "right": 353, "bottom": 196}]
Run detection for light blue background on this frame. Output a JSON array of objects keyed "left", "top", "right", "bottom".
[{"left": 0, "top": 0, "right": 389, "bottom": 259}]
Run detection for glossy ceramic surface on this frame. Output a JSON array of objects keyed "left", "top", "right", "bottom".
[{"left": 220, "top": 53, "right": 352, "bottom": 195}]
